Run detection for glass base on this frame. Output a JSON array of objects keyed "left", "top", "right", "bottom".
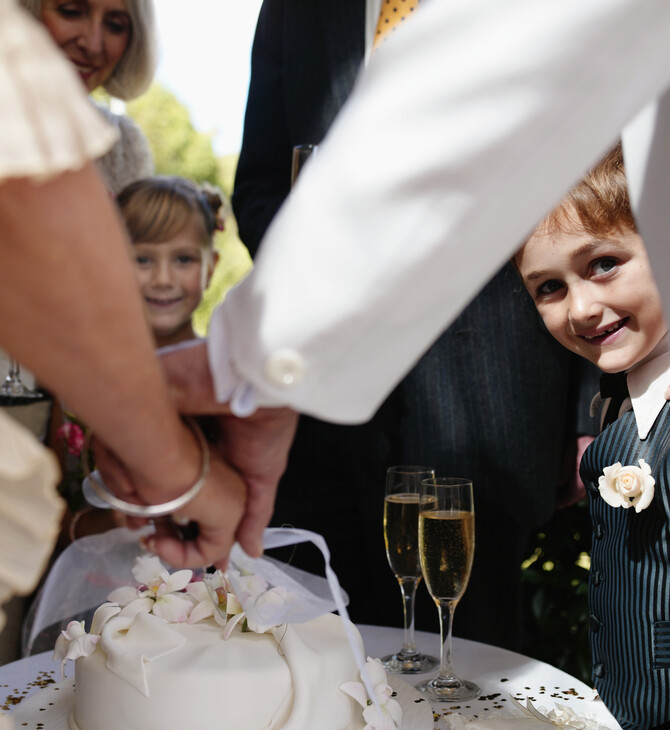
[
  {"left": 381, "top": 651, "right": 438, "bottom": 674},
  {"left": 416, "top": 675, "right": 481, "bottom": 701}
]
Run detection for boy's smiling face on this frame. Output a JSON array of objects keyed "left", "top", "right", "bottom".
[{"left": 516, "top": 211, "right": 667, "bottom": 373}]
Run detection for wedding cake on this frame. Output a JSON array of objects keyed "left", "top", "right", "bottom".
[{"left": 53, "top": 555, "right": 401, "bottom": 730}]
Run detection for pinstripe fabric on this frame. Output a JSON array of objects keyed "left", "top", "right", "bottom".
[{"left": 580, "top": 404, "right": 670, "bottom": 729}]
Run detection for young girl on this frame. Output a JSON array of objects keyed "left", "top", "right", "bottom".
[
  {"left": 515, "top": 143, "right": 670, "bottom": 730},
  {"left": 116, "top": 176, "right": 223, "bottom": 348}
]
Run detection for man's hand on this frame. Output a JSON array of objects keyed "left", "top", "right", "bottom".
[{"left": 159, "top": 340, "right": 298, "bottom": 557}]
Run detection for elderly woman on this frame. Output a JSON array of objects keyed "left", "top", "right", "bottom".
[{"left": 19, "top": 0, "right": 157, "bottom": 193}]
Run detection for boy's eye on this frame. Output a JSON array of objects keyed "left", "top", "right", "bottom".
[
  {"left": 536, "top": 279, "right": 563, "bottom": 297},
  {"left": 592, "top": 257, "right": 617, "bottom": 276},
  {"left": 135, "top": 255, "right": 151, "bottom": 265}
]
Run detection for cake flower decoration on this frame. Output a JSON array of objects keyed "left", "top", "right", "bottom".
[
  {"left": 598, "top": 458, "right": 655, "bottom": 513},
  {"left": 53, "top": 603, "right": 121, "bottom": 676},
  {"left": 341, "top": 657, "right": 402, "bottom": 730},
  {"left": 107, "top": 555, "right": 195, "bottom": 622},
  {"left": 203, "top": 568, "right": 296, "bottom": 637}
]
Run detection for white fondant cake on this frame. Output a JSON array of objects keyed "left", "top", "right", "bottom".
[
  {"left": 69, "top": 611, "right": 365, "bottom": 730},
  {"left": 52, "top": 556, "right": 401, "bottom": 730}
]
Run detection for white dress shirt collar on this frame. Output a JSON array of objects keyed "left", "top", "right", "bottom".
[
  {"left": 365, "top": 0, "right": 383, "bottom": 64},
  {"left": 626, "top": 332, "right": 670, "bottom": 439}
]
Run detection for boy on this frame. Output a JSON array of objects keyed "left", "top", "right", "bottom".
[{"left": 515, "top": 143, "right": 670, "bottom": 730}]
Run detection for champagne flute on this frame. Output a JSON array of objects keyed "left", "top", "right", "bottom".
[
  {"left": 291, "top": 143, "right": 318, "bottom": 185},
  {"left": 381, "top": 466, "right": 438, "bottom": 673},
  {"left": 416, "top": 477, "right": 480, "bottom": 701}
]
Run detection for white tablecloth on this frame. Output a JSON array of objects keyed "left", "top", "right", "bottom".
[{"left": 0, "top": 625, "right": 622, "bottom": 729}]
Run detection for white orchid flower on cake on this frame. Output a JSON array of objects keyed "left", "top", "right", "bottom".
[
  {"left": 53, "top": 603, "right": 121, "bottom": 676},
  {"left": 598, "top": 459, "right": 655, "bottom": 513},
  {"left": 214, "top": 569, "right": 295, "bottom": 637},
  {"left": 107, "top": 555, "right": 195, "bottom": 622},
  {"left": 341, "top": 657, "right": 402, "bottom": 730},
  {"left": 188, "top": 571, "right": 240, "bottom": 626}
]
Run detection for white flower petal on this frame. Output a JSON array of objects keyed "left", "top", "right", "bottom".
[
  {"left": 385, "top": 698, "right": 403, "bottom": 726},
  {"left": 634, "top": 483, "right": 655, "bottom": 512},
  {"left": 132, "top": 555, "right": 164, "bottom": 586},
  {"left": 365, "top": 657, "right": 388, "bottom": 687},
  {"left": 188, "top": 600, "right": 214, "bottom": 624},
  {"left": 598, "top": 482, "right": 626, "bottom": 508},
  {"left": 153, "top": 594, "right": 193, "bottom": 623},
  {"left": 340, "top": 680, "right": 368, "bottom": 709},
  {"left": 107, "top": 585, "right": 141, "bottom": 605},
  {"left": 226, "top": 594, "right": 243, "bottom": 615},
  {"left": 363, "top": 703, "right": 399, "bottom": 730},
  {"left": 185, "top": 582, "right": 210, "bottom": 602},
  {"left": 90, "top": 603, "right": 121, "bottom": 635},
  {"left": 164, "top": 569, "right": 193, "bottom": 594},
  {"left": 119, "top": 597, "right": 154, "bottom": 618},
  {"left": 222, "top": 611, "right": 245, "bottom": 640}
]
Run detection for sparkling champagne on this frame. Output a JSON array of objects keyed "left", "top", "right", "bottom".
[
  {"left": 419, "top": 510, "right": 475, "bottom": 601},
  {"left": 384, "top": 493, "right": 423, "bottom": 578}
]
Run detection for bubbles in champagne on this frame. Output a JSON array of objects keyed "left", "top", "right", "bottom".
[
  {"left": 418, "top": 510, "right": 475, "bottom": 601},
  {"left": 383, "top": 493, "right": 422, "bottom": 579}
]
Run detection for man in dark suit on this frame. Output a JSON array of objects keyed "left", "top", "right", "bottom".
[{"left": 233, "top": 0, "right": 597, "bottom": 648}]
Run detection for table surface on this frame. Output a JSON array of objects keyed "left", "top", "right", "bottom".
[{"left": 0, "top": 624, "right": 622, "bottom": 729}]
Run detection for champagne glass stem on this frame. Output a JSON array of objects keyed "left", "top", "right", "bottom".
[
  {"left": 436, "top": 599, "right": 458, "bottom": 684},
  {"left": 8, "top": 359, "right": 20, "bottom": 383},
  {"left": 397, "top": 577, "right": 419, "bottom": 656}
]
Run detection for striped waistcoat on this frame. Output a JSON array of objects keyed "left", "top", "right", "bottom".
[{"left": 580, "top": 404, "right": 670, "bottom": 730}]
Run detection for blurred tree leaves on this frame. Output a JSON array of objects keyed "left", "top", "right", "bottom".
[
  {"left": 127, "top": 84, "right": 220, "bottom": 185},
  {"left": 125, "top": 83, "right": 252, "bottom": 334}
]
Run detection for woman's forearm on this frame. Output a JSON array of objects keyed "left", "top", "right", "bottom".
[{"left": 0, "top": 164, "right": 198, "bottom": 501}]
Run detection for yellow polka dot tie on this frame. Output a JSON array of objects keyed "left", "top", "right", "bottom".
[{"left": 373, "top": 0, "right": 420, "bottom": 51}]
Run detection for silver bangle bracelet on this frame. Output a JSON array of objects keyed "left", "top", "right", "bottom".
[{"left": 86, "top": 418, "right": 210, "bottom": 518}]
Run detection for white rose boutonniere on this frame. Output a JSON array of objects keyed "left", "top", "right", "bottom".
[{"left": 598, "top": 459, "right": 655, "bottom": 513}]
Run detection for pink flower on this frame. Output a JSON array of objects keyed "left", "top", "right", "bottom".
[{"left": 56, "top": 422, "right": 86, "bottom": 457}]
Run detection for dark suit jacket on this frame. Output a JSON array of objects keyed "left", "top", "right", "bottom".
[
  {"left": 581, "top": 406, "right": 670, "bottom": 730},
  {"left": 234, "top": 0, "right": 366, "bottom": 255},
  {"left": 232, "top": 0, "right": 598, "bottom": 645}
]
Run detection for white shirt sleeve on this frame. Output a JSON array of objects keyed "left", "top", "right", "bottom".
[{"left": 209, "top": 0, "right": 670, "bottom": 423}]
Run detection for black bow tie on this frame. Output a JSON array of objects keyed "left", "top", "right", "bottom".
[
  {"left": 599, "top": 371, "right": 629, "bottom": 428},
  {"left": 600, "top": 372, "right": 629, "bottom": 400}
]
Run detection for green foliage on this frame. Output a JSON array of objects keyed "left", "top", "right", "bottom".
[
  {"left": 127, "top": 83, "right": 220, "bottom": 185},
  {"left": 521, "top": 500, "right": 592, "bottom": 685},
  {"left": 192, "top": 222, "right": 252, "bottom": 337}
]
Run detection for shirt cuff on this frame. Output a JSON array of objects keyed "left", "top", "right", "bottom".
[{"left": 207, "top": 304, "right": 257, "bottom": 417}]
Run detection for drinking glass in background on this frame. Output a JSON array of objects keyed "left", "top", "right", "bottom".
[
  {"left": 417, "top": 477, "right": 480, "bottom": 701},
  {"left": 1, "top": 358, "right": 40, "bottom": 398},
  {"left": 382, "top": 466, "right": 438, "bottom": 673},
  {"left": 291, "top": 143, "right": 318, "bottom": 186}
]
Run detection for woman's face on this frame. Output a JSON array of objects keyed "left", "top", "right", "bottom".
[{"left": 40, "top": 1, "right": 131, "bottom": 93}]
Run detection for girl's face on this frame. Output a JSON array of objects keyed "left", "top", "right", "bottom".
[
  {"left": 40, "top": 0, "right": 131, "bottom": 93},
  {"left": 515, "top": 213, "right": 667, "bottom": 373},
  {"left": 133, "top": 221, "right": 217, "bottom": 348}
]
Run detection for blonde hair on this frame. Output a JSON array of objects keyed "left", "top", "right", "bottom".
[
  {"left": 19, "top": 0, "right": 157, "bottom": 100},
  {"left": 116, "top": 176, "right": 225, "bottom": 246}
]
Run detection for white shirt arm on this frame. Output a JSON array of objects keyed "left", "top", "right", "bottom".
[{"left": 210, "top": 0, "right": 670, "bottom": 423}]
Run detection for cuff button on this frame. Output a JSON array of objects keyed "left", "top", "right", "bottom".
[{"left": 265, "top": 349, "right": 306, "bottom": 387}]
